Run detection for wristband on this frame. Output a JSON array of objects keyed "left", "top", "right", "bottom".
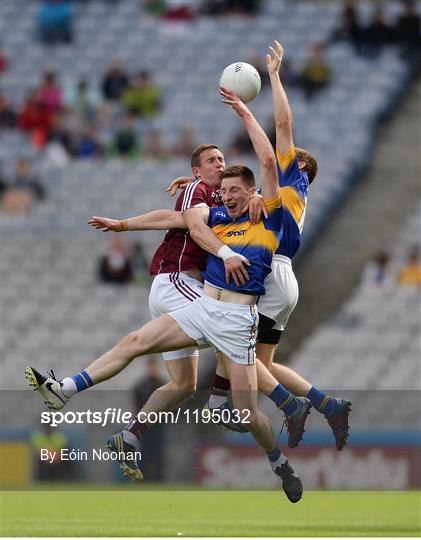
[
  {"left": 119, "top": 220, "right": 128, "bottom": 232},
  {"left": 218, "top": 245, "right": 247, "bottom": 262}
]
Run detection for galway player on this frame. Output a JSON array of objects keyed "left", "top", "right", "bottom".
[{"left": 26, "top": 161, "right": 307, "bottom": 503}]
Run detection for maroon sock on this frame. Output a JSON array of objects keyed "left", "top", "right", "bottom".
[
  {"left": 125, "top": 416, "right": 148, "bottom": 439},
  {"left": 211, "top": 374, "right": 231, "bottom": 396}
]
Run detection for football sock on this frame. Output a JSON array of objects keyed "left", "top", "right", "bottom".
[
  {"left": 62, "top": 371, "right": 94, "bottom": 396},
  {"left": 266, "top": 445, "right": 287, "bottom": 472},
  {"left": 60, "top": 377, "right": 77, "bottom": 398},
  {"left": 268, "top": 385, "right": 297, "bottom": 417},
  {"left": 306, "top": 386, "right": 337, "bottom": 419},
  {"left": 208, "top": 374, "right": 230, "bottom": 408},
  {"left": 122, "top": 429, "right": 139, "bottom": 446},
  {"left": 124, "top": 416, "right": 148, "bottom": 441}
]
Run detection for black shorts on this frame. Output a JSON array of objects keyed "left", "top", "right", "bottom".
[{"left": 257, "top": 313, "right": 283, "bottom": 345}]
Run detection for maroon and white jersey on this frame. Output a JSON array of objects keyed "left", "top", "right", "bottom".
[{"left": 149, "top": 180, "right": 222, "bottom": 275}]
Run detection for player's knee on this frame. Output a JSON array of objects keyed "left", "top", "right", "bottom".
[
  {"left": 117, "top": 330, "right": 145, "bottom": 357},
  {"left": 175, "top": 377, "right": 197, "bottom": 397}
]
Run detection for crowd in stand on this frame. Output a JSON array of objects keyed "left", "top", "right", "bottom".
[
  {"left": 97, "top": 236, "right": 150, "bottom": 286},
  {"left": 0, "top": 0, "right": 419, "bottom": 217},
  {"left": 362, "top": 248, "right": 421, "bottom": 289}
]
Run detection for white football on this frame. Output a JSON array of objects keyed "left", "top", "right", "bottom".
[{"left": 219, "top": 62, "right": 261, "bottom": 103}]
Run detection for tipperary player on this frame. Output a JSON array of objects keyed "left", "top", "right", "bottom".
[
  {"left": 26, "top": 161, "right": 306, "bottom": 503},
  {"left": 208, "top": 41, "right": 351, "bottom": 451}
]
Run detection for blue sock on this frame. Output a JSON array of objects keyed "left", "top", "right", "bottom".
[
  {"left": 307, "top": 386, "right": 336, "bottom": 418},
  {"left": 72, "top": 370, "right": 94, "bottom": 392},
  {"left": 268, "top": 385, "right": 297, "bottom": 417}
]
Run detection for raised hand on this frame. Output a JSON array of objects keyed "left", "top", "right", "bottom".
[
  {"left": 241, "top": 193, "right": 269, "bottom": 223},
  {"left": 88, "top": 216, "right": 127, "bottom": 232},
  {"left": 266, "top": 40, "right": 284, "bottom": 74},
  {"left": 220, "top": 87, "right": 250, "bottom": 118},
  {"left": 166, "top": 176, "right": 194, "bottom": 196}
]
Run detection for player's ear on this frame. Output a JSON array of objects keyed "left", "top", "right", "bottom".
[
  {"left": 191, "top": 166, "right": 200, "bottom": 179},
  {"left": 248, "top": 186, "right": 257, "bottom": 196},
  {"left": 298, "top": 160, "right": 306, "bottom": 170}
]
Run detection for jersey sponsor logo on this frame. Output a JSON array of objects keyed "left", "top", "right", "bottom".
[{"left": 217, "top": 229, "right": 247, "bottom": 239}]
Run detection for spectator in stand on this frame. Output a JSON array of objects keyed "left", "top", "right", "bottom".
[
  {"left": 298, "top": 43, "right": 332, "bottom": 101},
  {"left": 0, "top": 94, "right": 17, "bottom": 128},
  {"left": 0, "top": 50, "right": 6, "bottom": 72},
  {"left": 163, "top": 0, "right": 195, "bottom": 22},
  {"left": 142, "top": 0, "right": 167, "bottom": 18},
  {"left": 398, "top": 248, "right": 421, "bottom": 286},
  {"left": 17, "top": 90, "right": 54, "bottom": 149},
  {"left": 38, "top": 0, "right": 73, "bottom": 45},
  {"left": 110, "top": 113, "right": 141, "bottom": 159},
  {"left": 98, "top": 236, "right": 133, "bottom": 285},
  {"left": 130, "top": 241, "right": 151, "bottom": 285},
  {"left": 364, "top": 7, "right": 394, "bottom": 58},
  {"left": 395, "top": 1, "right": 421, "bottom": 62},
  {"left": 171, "top": 126, "right": 196, "bottom": 158},
  {"left": 144, "top": 129, "right": 169, "bottom": 160},
  {"left": 1, "top": 158, "right": 45, "bottom": 217},
  {"left": 73, "top": 124, "right": 104, "bottom": 159},
  {"left": 65, "top": 78, "right": 100, "bottom": 125},
  {"left": 362, "top": 251, "right": 394, "bottom": 290},
  {"left": 122, "top": 71, "right": 161, "bottom": 118},
  {"left": 102, "top": 60, "right": 129, "bottom": 101},
  {"left": 47, "top": 111, "right": 74, "bottom": 155},
  {"left": 331, "top": 3, "right": 365, "bottom": 55},
  {"left": 220, "top": 0, "right": 261, "bottom": 16},
  {"left": 131, "top": 358, "right": 167, "bottom": 481},
  {"left": 279, "top": 58, "right": 297, "bottom": 87},
  {"left": 37, "top": 71, "right": 63, "bottom": 113}
]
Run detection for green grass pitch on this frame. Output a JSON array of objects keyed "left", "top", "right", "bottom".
[{"left": 1, "top": 486, "right": 420, "bottom": 537}]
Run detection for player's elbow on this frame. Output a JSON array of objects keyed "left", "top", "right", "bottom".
[
  {"left": 261, "top": 153, "right": 276, "bottom": 171},
  {"left": 274, "top": 115, "right": 292, "bottom": 130}
]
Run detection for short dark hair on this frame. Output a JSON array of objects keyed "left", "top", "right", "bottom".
[
  {"left": 220, "top": 165, "right": 255, "bottom": 188},
  {"left": 190, "top": 144, "right": 220, "bottom": 168},
  {"left": 296, "top": 147, "right": 318, "bottom": 184}
]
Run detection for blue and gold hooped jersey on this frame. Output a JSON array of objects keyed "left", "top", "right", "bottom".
[
  {"left": 204, "top": 191, "right": 283, "bottom": 296},
  {"left": 275, "top": 145, "right": 309, "bottom": 259}
]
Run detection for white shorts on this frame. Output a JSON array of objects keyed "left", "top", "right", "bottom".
[
  {"left": 149, "top": 272, "right": 204, "bottom": 361},
  {"left": 257, "top": 255, "right": 299, "bottom": 332},
  {"left": 169, "top": 295, "right": 259, "bottom": 365}
]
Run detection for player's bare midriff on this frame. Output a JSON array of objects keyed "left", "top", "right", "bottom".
[{"left": 203, "top": 283, "right": 257, "bottom": 305}]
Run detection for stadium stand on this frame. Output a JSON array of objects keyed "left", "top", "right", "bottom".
[
  {"left": 288, "top": 202, "right": 420, "bottom": 430},
  {"left": 1, "top": 0, "right": 419, "bottom": 391}
]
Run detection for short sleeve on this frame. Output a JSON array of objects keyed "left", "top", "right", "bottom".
[
  {"left": 181, "top": 181, "right": 209, "bottom": 213},
  {"left": 276, "top": 145, "right": 301, "bottom": 187}
]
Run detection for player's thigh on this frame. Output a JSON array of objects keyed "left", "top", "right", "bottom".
[
  {"left": 256, "top": 342, "right": 277, "bottom": 366},
  {"left": 221, "top": 354, "right": 258, "bottom": 416},
  {"left": 165, "top": 356, "right": 198, "bottom": 388},
  {"left": 123, "top": 314, "right": 196, "bottom": 356},
  {"left": 259, "top": 261, "right": 299, "bottom": 332},
  {"left": 149, "top": 273, "right": 203, "bottom": 317}
]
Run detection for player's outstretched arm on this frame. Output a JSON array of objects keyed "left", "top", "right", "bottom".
[
  {"left": 184, "top": 207, "right": 250, "bottom": 286},
  {"left": 88, "top": 209, "right": 187, "bottom": 232},
  {"left": 220, "top": 87, "right": 278, "bottom": 201},
  {"left": 267, "top": 40, "right": 293, "bottom": 156}
]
